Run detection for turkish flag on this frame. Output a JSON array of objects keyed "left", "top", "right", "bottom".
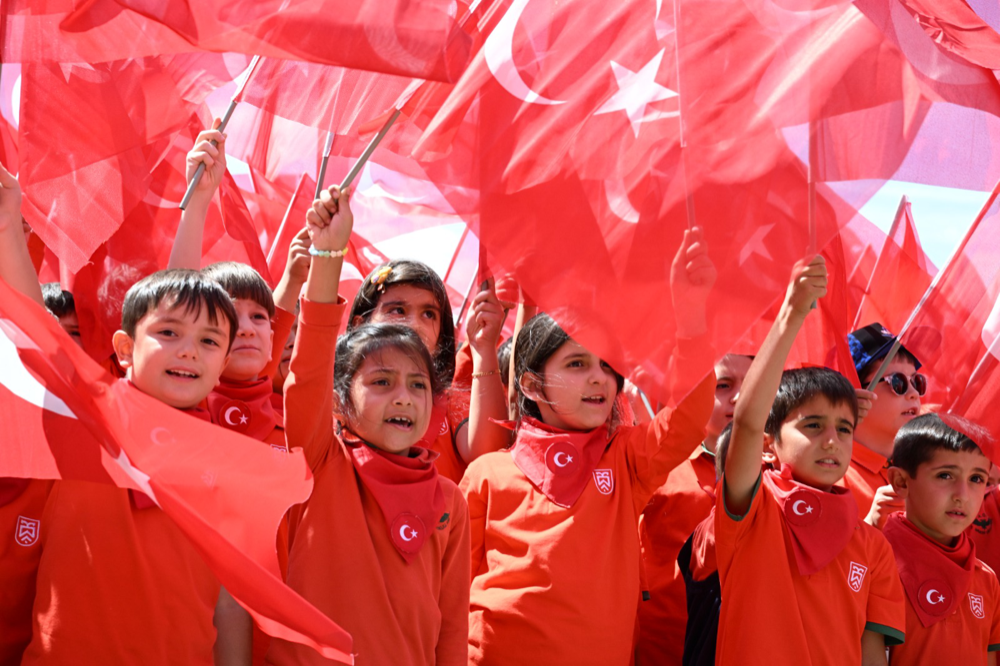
[
  {"left": 0, "top": 279, "right": 353, "bottom": 662},
  {"left": 840, "top": 213, "right": 889, "bottom": 318},
  {"left": 902, "top": 183, "right": 1000, "bottom": 409},
  {"left": 897, "top": 0, "right": 1000, "bottom": 70},
  {"left": 8, "top": 0, "right": 473, "bottom": 82},
  {"left": 854, "top": 197, "right": 937, "bottom": 333}
]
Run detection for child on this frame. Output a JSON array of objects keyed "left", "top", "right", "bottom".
[
  {"left": 636, "top": 353, "right": 752, "bottom": 665},
  {"left": 41, "top": 283, "right": 82, "bottom": 346},
  {"left": 882, "top": 414, "right": 1000, "bottom": 665},
  {"left": 269, "top": 185, "right": 470, "bottom": 665},
  {"left": 460, "top": 228, "right": 717, "bottom": 665},
  {"left": 843, "top": 322, "right": 924, "bottom": 524},
  {"left": 718, "top": 257, "right": 906, "bottom": 665},
  {"left": 22, "top": 269, "right": 240, "bottom": 663}
]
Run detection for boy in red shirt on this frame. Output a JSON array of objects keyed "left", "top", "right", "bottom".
[
  {"left": 882, "top": 413, "right": 1000, "bottom": 665},
  {"left": 719, "top": 257, "right": 906, "bottom": 665},
  {"left": 843, "top": 322, "right": 924, "bottom": 524},
  {"left": 637, "top": 353, "right": 751, "bottom": 665}
]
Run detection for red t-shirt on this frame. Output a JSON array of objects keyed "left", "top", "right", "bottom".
[
  {"left": 21, "top": 482, "right": 220, "bottom": 664},
  {"left": 460, "top": 367, "right": 714, "bottom": 665},
  {"left": 715, "top": 476, "right": 906, "bottom": 665},
  {"left": 969, "top": 489, "right": 1000, "bottom": 575},
  {"left": 637, "top": 447, "right": 716, "bottom": 665},
  {"left": 841, "top": 443, "right": 890, "bottom": 519},
  {"left": 270, "top": 297, "right": 471, "bottom": 666},
  {"left": 0, "top": 479, "right": 52, "bottom": 665}
]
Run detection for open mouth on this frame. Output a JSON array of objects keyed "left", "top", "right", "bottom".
[
  {"left": 815, "top": 458, "right": 840, "bottom": 469},
  {"left": 946, "top": 510, "right": 967, "bottom": 520},
  {"left": 901, "top": 408, "right": 918, "bottom": 417},
  {"left": 166, "top": 369, "right": 199, "bottom": 379},
  {"left": 385, "top": 416, "right": 414, "bottom": 430},
  {"left": 582, "top": 396, "right": 607, "bottom": 405}
]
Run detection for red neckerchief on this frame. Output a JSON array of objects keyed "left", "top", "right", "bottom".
[
  {"left": 207, "top": 377, "right": 278, "bottom": 441},
  {"left": 270, "top": 391, "right": 284, "bottom": 423},
  {"left": 0, "top": 478, "right": 31, "bottom": 506},
  {"left": 131, "top": 405, "right": 212, "bottom": 510},
  {"left": 417, "top": 395, "right": 449, "bottom": 447},
  {"left": 509, "top": 416, "right": 609, "bottom": 508},
  {"left": 883, "top": 513, "right": 977, "bottom": 628},
  {"left": 762, "top": 464, "right": 859, "bottom": 575},
  {"left": 340, "top": 424, "right": 446, "bottom": 564}
]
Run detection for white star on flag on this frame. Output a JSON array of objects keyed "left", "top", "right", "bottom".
[
  {"left": 594, "top": 49, "right": 679, "bottom": 139},
  {"left": 115, "top": 449, "right": 157, "bottom": 506},
  {"left": 739, "top": 224, "right": 776, "bottom": 266}
]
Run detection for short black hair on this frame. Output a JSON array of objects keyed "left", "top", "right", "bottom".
[
  {"left": 121, "top": 269, "right": 238, "bottom": 350},
  {"left": 858, "top": 348, "right": 921, "bottom": 385},
  {"left": 715, "top": 421, "right": 734, "bottom": 480},
  {"left": 348, "top": 260, "right": 455, "bottom": 390},
  {"left": 41, "top": 283, "right": 75, "bottom": 318},
  {"left": 765, "top": 367, "right": 859, "bottom": 438},
  {"left": 891, "top": 413, "right": 991, "bottom": 476},
  {"left": 497, "top": 337, "right": 513, "bottom": 387},
  {"left": 201, "top": 261, "right": 276, "bottom": 318},
  {"left": 513, "top": 313, "right": 625, "bottom": 422},
  {"left": 333, "top": 323, "right": 442, "bottom": 422}
]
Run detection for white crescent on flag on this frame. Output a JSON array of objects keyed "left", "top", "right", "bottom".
[
  {"left": 484, "top": 0, "right": 566, "bottom": 105},
  {"left": 0, "top": 320, "right": 77, "bottom": 419}
]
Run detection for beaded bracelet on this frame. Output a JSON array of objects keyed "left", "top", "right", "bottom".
[{"left": 308, "top": 246, "right": 348, "bottom": 258}]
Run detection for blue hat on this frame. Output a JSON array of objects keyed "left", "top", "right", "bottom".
[{"left": 847, "top": 322, "right": 921, "bottom": 374}]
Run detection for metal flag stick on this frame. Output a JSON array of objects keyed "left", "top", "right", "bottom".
[
  {"left": 179, "top": 55, "right": 262, "bottom": 210},
  {"left": 314, "top": 131, "right": 336, "bottom": 200},
  {"left": 865, "top": 174, "right": 1000, "bottom": 391},
  {"left": 338, "top": 109, "right": 402, "bottom": 191}
]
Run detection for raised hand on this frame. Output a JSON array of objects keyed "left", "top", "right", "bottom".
[
  {"left": 305, "top": 185, "right": 353, "bottom": 253},
  {"left": 670, "top": 226, "right": 717, "bottom": 337},
  {"left": 0, "top": 161, "right": 22, "bottom": 235},
  {"left": 185, "top": 119, "right": 227, "bottom": 199},
  {"left": 785, "top": 254, "right": 827, "bottom": 316},
  {"left": 467, "top": 281, "right": 505, "bottom": 357}
]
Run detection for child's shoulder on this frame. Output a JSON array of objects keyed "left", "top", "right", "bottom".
[{"left": 459, "top": 448, "right": 515, "bottom": 488}]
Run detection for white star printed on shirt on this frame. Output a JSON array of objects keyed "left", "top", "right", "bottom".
[{"left": 594, "top": 49, "right": 679, "bottom": 139}]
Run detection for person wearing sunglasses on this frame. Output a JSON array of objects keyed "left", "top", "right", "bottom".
[{"left": 842, "top": 322, "right": 925, "bottom": 529}]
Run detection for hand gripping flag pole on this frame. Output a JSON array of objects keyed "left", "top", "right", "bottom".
[{"left": 179, "top": 55, "right": 263, "bottom": 210}]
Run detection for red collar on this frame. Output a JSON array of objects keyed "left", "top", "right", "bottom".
[
  {"left": 509, "top": 417, "right": 609, "bottom": 508},
  {"left": 851, "top": 442, "right": 889, "bottom": 477},
  {"left": 763, "top": 465, "right": 859, "bottom": 575},
  {"left": 340, "top": 425, "right": 446, "bottom": 564},
  {"left": 883, "top": 513, "right": 977, "bottom": 627}
]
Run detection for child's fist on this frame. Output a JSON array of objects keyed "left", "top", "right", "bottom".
[
  {"left": 467, "top": 281, "right": 504, "bottom": 355},
  {"left": 670, "top": 227, "right": 716, "bottom": 337},
  {"left": 785, "top": 254, "right": 827, "bottom": 316},
  {"left": 186, "top": 119, "right": 227, "bottom": 197},
  {"left": 305, "top": 185, "right": 353, "bottom": 252},
  {"left": 284, "top": 227, "right": 312, "bottom": 284}
]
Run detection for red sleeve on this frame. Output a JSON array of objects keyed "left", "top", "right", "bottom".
[
  {"left": 436, "top": 484, "right": 472, "bottom": 666},
  {"left": 621, "top": 340, "right": 715, "bottom": 512},
  {"left": 988, "top": 566, "right": 1000, "bottom": 651},
  {"left": 862, "top": 528, "right": 905, "bottom": 645},
  {"left": 260, "top": 306, "right": 296, "bottom": 382},
  {"left": 714, "top": 473, "right": 764, "bottom": 582},
  {"left": 459, "top": 460, "right": 488, "bottom": 580},
  {"left": 283, "top": 297, "right": 346, "bottom": 472}
]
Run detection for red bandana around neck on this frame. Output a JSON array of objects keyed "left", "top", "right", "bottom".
[
  {"left": 883, "top": 513, "right": 977, "bottom": 627},
  {"left": 131, "top": 404, "right": 212, "bottom": 511},
  {"left": 207, "top": 377, "right": 279, "bottom": 441},
  {"left": 340, "top": 425, "right": 446, "bottom": 564},
  {"left": 762, "top": 464, "right": 859, "bottom": 576},
  {"left": 509, "top": 416, "right": 610, "bottom": 508},
  {"left": 0, "top": 478, "right": 31, "bottom": 506}
]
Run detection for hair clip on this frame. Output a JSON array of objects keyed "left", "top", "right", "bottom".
[{"left": 371, "top": 266, "right": 393, "bottom": 293}]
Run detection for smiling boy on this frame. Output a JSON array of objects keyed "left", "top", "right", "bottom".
[
  {"left": 882, "top": 414, "right": 1000, "bottom": 665},
  {"left": 717, "top": 257, "right": 906, "bottom": 666}
]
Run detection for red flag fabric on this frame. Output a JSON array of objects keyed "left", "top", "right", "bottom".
[
  {"left": 0, "top": 279, "right": 353, "bottom": 662},
  {"left": 902, "top": 186, "right": 1000, "bottom": 409},
  {"left": 898, "top": 0, "right": 1000, "bottom": 70},
  {"left": 7, "top": 0, "right": 472, "bottom": 83},
  {"left": 853, "top": 197, "right": 937, "bottom": 333}
]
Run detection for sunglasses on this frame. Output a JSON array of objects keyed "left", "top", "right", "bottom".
[{"left": 879, "top": 372, "right": 927, "bottom": 397}]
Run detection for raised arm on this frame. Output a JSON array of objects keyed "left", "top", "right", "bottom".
[
  {"left": 0, "top": 163, "right": 43, "bottom": 307},
  {"left": 167, "top": 121, "right": 227, "bottom": 270},
  {"left": 724, "top": 255, "right": 826, "bottom": 515},
  {"left": 457, "top": 282, "right": 512, "bottom": 463}
]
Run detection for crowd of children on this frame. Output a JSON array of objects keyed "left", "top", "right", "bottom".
[{"left": 1, "top": 125, "right": 999, "bottom": 666}]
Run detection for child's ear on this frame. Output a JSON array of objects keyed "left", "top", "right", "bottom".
[
  {"left": 519, "top": 371, "right": 546, "bottom": 404},
  {"left": 761, "top": 432, "right": 778, "bottom": 465},
  {"left": 886, "top": 466, "right": 910, "bottom": 499},
  {"left": 350, "top": 315, "right": 364, "bottom": 329},
  {"left": 111, "top": 330, "right": 134, "bottom": 372}
]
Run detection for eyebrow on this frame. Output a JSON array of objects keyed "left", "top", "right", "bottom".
[
  {"left": 367, "top": 367, "right": 430, "bottom": 378},
  {"left": 379, "top": 299, "right": 440, "bottom": 311},
  {"left": 931, "top": 464, "right": 990, "bottom": 474}
]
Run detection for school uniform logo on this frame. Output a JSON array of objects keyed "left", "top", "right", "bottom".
[
  {"left": 973, "top": 513, "right": 993, "bottom": 535},
  {"left": 593, "top": 469, "right": 614, "bottom": 495},
  {"left": 15, "top": 516, "right": 40, "bottom": 546},
  {"left": 847, "top": 561, "right": 868, "bottom": 592},
  {"left": 391, "top": 513, "right": 427, "bottom": 553},
  {"left": 439, "top": 418, "right": 450, "bottom": 436},
  {"left": 970, "top": 593, "right": 986, "bottom": 620},
  {"left": 220, "top": 399, "right": 251, "bottom": 433}
]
